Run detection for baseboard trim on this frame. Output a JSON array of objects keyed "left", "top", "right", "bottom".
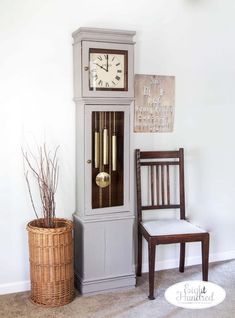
[
  {"left": 142, "top": 250, "right": 235, "bottom": 273},
  {"left": 0, "top": 281, "right": 30, "bottom": 296},
  {"left": 1, "top": 250, "right": 235, "bottom": 295}
]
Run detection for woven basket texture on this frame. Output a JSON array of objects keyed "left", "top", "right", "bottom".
[{"left": 27, "top": 218, "right": 74, "bottom": 307}]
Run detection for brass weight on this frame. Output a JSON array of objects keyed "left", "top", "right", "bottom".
[
  {"left": 103, "top": 128, "right": 108, "bottom": 165},
  {"left": 112, "top": 134, "right": 117, "bottom": 171},
  {"left": 94, "top": 131, "right": 99, "bottom": 168}
]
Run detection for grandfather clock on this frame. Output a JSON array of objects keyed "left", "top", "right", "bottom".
[{"left": 72, "top": 27, "right": 136, "bottom": 294}]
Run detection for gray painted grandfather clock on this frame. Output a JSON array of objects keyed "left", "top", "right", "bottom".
[{"left": 72, "top": 27, "right": 136, "bottom": 294}]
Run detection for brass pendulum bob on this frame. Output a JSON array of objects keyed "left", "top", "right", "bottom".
[{"left": 96, "top": 172, "right": 111, "bottom": 188}]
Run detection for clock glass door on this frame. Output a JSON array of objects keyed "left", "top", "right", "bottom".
[{"left": 91, "top": 111, "right": 124, "bottom": 209}]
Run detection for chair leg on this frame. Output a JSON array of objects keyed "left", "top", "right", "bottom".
[
  {"left": 148, "top": 240, "right": 156, "bottom": 300},
  {"left": 201, "top": 234, "right": 209, "bottom": 281},
  {"left": 137, "top": 230, "right": 142, "bottom": 276},
  {"left": 179, "top": 243, "right": 185, "bottom": 272}
]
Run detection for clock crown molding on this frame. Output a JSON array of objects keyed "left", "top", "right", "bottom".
[{"left": 72, "top": 27, "right": 136, "bottom": 44}]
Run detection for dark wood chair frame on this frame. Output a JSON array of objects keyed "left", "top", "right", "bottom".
[{"left": 135, "top": 148, "right": 209, "bottom": 300}]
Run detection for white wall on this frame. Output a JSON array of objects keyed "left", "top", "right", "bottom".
[{"left": 1, "top": 0, "right": 235, "bottom": 294}]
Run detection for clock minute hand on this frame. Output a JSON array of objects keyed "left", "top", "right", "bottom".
[
  {"left": 95, "top": 63, "right": 107, "bottom": 72},
  {"left": 106, "top": 55, "right": 109, "bottom": 72}
]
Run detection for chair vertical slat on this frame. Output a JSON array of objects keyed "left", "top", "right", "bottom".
[
  {"left": 135, "top": 149, "right": 142, "bottom": 222},
  {"left": 151, "top": 166, "right": 154, "bottom": 206},
  {"left": 179, "top": 148, "right": 186, "bottom": 219},
  {"left": 167, "top": 165, "right": 170, "bottom": 205},
  {"left": 161, "top": 165, "right": 165, "bottom": 205},
  {"left": 156, "top": 165, "right": 159, "bottom": 205}
]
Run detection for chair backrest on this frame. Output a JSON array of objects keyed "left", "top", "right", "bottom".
[{"left": 135, "top": 148, "right": 185, "bottom": 223}]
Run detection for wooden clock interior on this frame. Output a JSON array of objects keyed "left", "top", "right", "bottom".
[{"left": 92, "top": 111, "right": 124, "bottom": 208}]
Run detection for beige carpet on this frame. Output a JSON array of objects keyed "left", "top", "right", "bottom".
[{"left": 1, "top": 260, "right": 235, "bottom": 318}]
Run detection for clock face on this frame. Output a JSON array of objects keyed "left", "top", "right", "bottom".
[{"left": 89, "top": 49, "right": 128, "bottom": 91}]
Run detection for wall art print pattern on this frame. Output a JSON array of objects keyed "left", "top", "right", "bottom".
[{"left": 134, "top": 74, "right": 175, "bottom": 132}]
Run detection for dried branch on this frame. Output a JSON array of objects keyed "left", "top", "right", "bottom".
[{"left": 22, "top": 144, "right": 60, "bottom": 228}]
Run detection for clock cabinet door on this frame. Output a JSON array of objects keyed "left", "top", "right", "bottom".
[
  {"left": 84, "top": 105, "right": 130, "bottom": 215},
  {"left": 82, "top": 41, "right": 134, "bottom": 98}
]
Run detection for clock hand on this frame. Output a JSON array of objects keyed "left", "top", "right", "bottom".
[
  {"left": 106, "top": 55, "right": 109, "bottom": 72},
  {"left": 94, "top": 63, "right": 107, "bottom": 72}
]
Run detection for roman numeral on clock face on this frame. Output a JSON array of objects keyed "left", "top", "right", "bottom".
[
  {"left": 98, "top": 80, "right": 103, "bottom": 86},
  {"left": 115, "top": 76, "right": 120, "bottom": 81}
]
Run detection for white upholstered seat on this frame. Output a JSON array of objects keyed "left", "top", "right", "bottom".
[{"left": 141, "top": 219, "right": 206, "bottom": 236}]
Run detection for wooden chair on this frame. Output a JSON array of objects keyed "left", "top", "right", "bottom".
[{"left": 135, "top": 148, "right": 209, "bottom": 300}]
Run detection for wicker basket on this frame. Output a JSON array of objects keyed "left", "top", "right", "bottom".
[{"left": 27, "top": 218, "right": 74, "bottom": 307}]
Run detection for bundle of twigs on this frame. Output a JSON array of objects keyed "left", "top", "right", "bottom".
[{"left": 23, "top": 144, "right": 59, "bottom": 228}]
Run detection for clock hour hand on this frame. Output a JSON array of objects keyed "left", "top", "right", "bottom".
[{"left": 94, "top": 63, "right": 107, "bottom": 72}]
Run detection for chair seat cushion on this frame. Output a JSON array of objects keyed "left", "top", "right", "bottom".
[{"left": 141, "top": 219, "right": 206, "bottom": 236}]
